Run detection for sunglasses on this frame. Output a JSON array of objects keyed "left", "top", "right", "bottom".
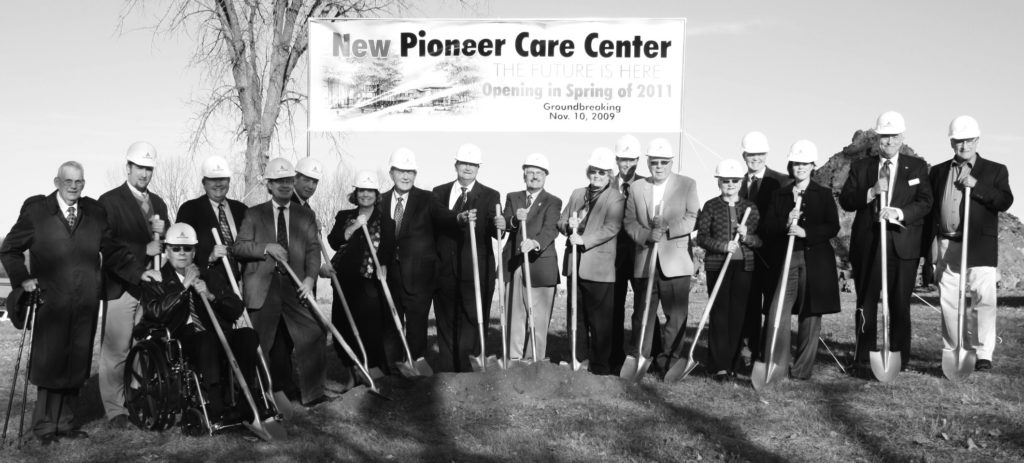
[
  {"left": 719, "top": 178, "right": 742, "bottom": 184},
  {"left": 168, "top": 245, "right": 195, "bottom": 253},
  {"left": 587, "top": 168, "right": 610, "bottom": 176},
  {"left": 649, "top": 160, "right": 671, "bottom": 166}
]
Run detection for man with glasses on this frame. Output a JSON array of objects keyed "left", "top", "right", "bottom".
[
  {"left": 97, "top": 142, "right": 169, "bottom": 429},
  {"left": 925, "top": 115, "right": 1013, "bottom": 371},
  {"left": 611, "top": 135, "right": 649, "bottom": 369},
  {"left": 175, "top": 156, "right": 248, "bottom": 277},
  {"left": 1, "top": 161, "right": 150, "bottom": 444},
  {"left": 432, "top": 143, "right": 499, "bottom": 372},
  {"left": 623, "top": 138, "right": 700, "bottom": 374},
  {"left": 839, "top": 111, "right": 933, "bottom": 373},
  {"left": 233, "top": 158, "right": 328, "bottom": 406}
]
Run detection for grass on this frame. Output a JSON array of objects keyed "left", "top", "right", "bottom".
[{"left": 0, "top": 288, "right": 1022, "bottom": 462}]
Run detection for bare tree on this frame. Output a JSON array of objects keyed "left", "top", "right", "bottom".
[{"left": 121, "top": 0, "right": 406, "bottom": 194}]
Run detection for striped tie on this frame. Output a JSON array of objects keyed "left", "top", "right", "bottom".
[{"left": 217, "top": 203, "right": 234, "bottom": 245}]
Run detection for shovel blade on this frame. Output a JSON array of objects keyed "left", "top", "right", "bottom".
[
  {"left": 244, "top": 417, "right": 287, "bottom": 441},
  {"left": 619, "top": 356, "right": 639, "bottom": 379},
  {"left": 414, "top": 357, "right": 433, "bottom": 376},
  {"left": 272, "top": 391, "right": 293, "bottom": 419},
  {"left": 664, "top": 358, "right": 698, "bottom": 383},
  {"left": 632, "top": 356, "right": 653, "bottom": 383},
  {"left": 575, "top": 359, "right": 588, "bottom": 372},
  {"left": 941, "top": 347, "right": 976, "bottom": 381},
  {"left": 484, "top": 355, "right": 501, "bottom": 370},
  {"left": 750, "top": 359, "right": 789, "bottom": 391},
  {"left": 395, "top": 361, "right": 422, "bottom": 378},
  {"left": 469, "top": 355, "right": 486, "bottom": 372},
  {"left": 869, "top": 350, "right": 901, "bottom": 383}
]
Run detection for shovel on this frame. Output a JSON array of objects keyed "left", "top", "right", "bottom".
[
  {"left": 753, "top": 193, "right": 803, "bottom": 391},
  {"left": 467, "top": 216, "right": 499, "bottom": 372},
  {"left": 870, "top": 190, "right": 901, "bottom": 383},
  {"left": 519, "top": 215, "right": 540, "bottom": 364},
  {"left": 315, "top": 233, "right": 381, "bottom": 382},
  {"left": 198, "top": 296, "right": 287, "bottom": 441},
  {"left": 620, "top": 243, "right": 659, "bottom": 382},
  {"left": 270, "top": 254, "right": 391, "bottom": 399},
  {"left": 667, "top": 207, "right": 751, "bottom": 382},
  {"left": 942, "top": 185, "right": 976, "bottom": 380},
  {"left": 212, "top": 230, "right": 291, "bottom": 416},
  {"left": 494, "top": 204, "right": 510, "bottom": 369},
  {"left": 359, "top": 222, "right": 433, "bottom": 377},
  {"left": 559, "top": 212, "right": 586, "bottom": 371}
]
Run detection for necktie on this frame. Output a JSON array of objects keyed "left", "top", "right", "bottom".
[
  {"left": 140, "top": 191, "right": 152, "bottom": 217},
  {"left": 526, "top": 193, "right": 534, "bottom": 208},
  {"left": 188, "top": 290, "right": 205, "bottom": 331},
  {"left": 276, "top": 206, "right": 288, "bottom": 250},
  {"left": 748, "top": 175, "right": 760, "bottom": 200},
  {"left": 621, "top": 181, "right": 630, "bottom": 201},
  {"left": 66, "top": 206, "right": 76, "bottom": 228},
  {"left": 394, "top": 196, "right": 405, "bottom": 237},
  {"left": 217, "top": 203, "right": 234, "bottom": 245},
  {"left": 454, "top": 187, "right": 468, "bottom": 212},
  {"left": 880, "top": 160, "right": 892, "bottom": 205}
]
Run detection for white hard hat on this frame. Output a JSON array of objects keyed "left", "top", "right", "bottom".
[
  {"left": 295, "top": 157, "right": 324, "bottom": 180},
  {"left": 874, "top": 111, "right": 906, "bottom": 135},
  {"left": 715, "top": 159, "right": 746, "bottom": 178},
  {"left": 948, "top": 115, "right": 981, "bottom": 139},
  {"left": 788, "top": 140, "right": 819, "bottom": 164},
  {"left": 646, "top": 138, "right": 675, "bottom": 159},
  {"left": 614, "top": 135, "right": 642, "bottom": 159},
  {"left": 741, "top": 131, "right": 770, "bottom": 154},
  {"left": 201, "top": 156, "right": 232, "bottom": 179},
  {"left": 164, "top": 223, "right": 199, "bottom": 245},
  {"left": 454, "top": 143, "right": 483, "bottom": 165},
  {"left": 587, "top": 147, "right": 616, "bottom": 171},
  {"left": 264, "top": 158, "right": 295, "bottom": 180},
  {"left": 353, "top": 170, "right": 379, "bottom": 190},
  {"left": 389, "top": 147, "right": 418, "bottom": 171},
  {"left": 126, "top": 141, "right": 157, "bottom": 168},
  {"left": 522, "top": 153, "right": 550, "bottom": 173}
]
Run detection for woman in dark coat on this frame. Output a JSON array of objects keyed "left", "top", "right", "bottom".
[
  {"left": 326, "top": 171, "right": 400, "bottom": 382},
  {"left": 763, "top": 140, "right": 841, "bottom": 380},
  {"left": 695, "top": 159, "right": 762, "bottom": 380}
]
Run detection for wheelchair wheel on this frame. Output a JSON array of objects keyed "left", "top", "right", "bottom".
[{"left": 124, "top": 339, "right": 176, "bottom": 431}]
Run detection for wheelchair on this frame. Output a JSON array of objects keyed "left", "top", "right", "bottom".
[{"left": 124, "top": 326, "right": 277, "bottom": 436}]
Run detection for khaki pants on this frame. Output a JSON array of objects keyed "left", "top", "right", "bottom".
[
  {"left": 507, "top": 266, "right": 555, "bottom": 361},
  {"left": 99, "top": 292, "right": 140, "bottom": 420},
  {"left": 935, "top": 238, "right": 999, "bottom": 360}
]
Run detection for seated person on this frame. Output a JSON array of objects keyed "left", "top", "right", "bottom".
[{"left": 138, "top": 223, "right": 260, "bottom": 424}]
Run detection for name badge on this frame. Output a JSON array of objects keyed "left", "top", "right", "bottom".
[{"left": 908, "top": 178, "right": 920, "bottom": 186}]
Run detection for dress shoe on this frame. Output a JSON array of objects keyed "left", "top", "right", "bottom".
[
  {"left": 975, "top": 359, "right": 993, "bottom": 371},
  {"left": 38, "top": 433, "right": 58, "bottom": 446},
  {"left": 57, "top": 429, "right": 89, "bottom": 439},
  {"left": 108, "top": 414, "right": 130, "bottom": 430}
]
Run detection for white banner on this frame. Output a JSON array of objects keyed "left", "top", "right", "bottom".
[{"left": 308, "top": 19, "right": 685, "bottom": 132}]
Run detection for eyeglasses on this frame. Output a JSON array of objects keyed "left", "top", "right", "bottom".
[
  {"left": 718, "top": 178, "right": 742, "bottom": 184},
  {"left": 587, "top": 168, "right": 610, "bottom": 176},
  {"left": 61, "top": 179, "right": 85, "bottom": 187},
  {"left": 168, "top": 245, "right": 194, "bottom": 253},
  {"left": 649, "top": 160, "right": 672, "bottom": 166}
]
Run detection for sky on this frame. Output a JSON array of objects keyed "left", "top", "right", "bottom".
[{"left": 1, "top": 0, "right": 1022, "bottom": 235}]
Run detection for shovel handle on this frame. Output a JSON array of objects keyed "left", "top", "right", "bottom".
[
  {"left": 570, "top": 212, "right": 579, "bottom": 369},
  {"left": 879, "top": 190, "right": 891, "bottom": 349},
  {"left": 956, "top": 186, "right": 971, "bottom": 347},
  {"left": 468, "top": 217, "right": 487, "bottom": 370},
  {"left": 766, "top": 194, "right": 803, "bottom": 361},
  {"left": 359, "top": 222, "right": 417, "bottom": 367},
  {"left": 495, "top": 203, "right": 509, "bottom": 367},
  {"left": 197, "top": 294, "right": 263, "bottom": 427},
  {"left": 315, "top": 233, "right": 370, "bottom": 370},
  {"left": 521, "top": 215, "right": 538, "bottom": 361}
]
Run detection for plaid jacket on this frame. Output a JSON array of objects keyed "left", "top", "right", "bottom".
[{"left": 695, "top": 196, "right": 761, "bottom": 272}]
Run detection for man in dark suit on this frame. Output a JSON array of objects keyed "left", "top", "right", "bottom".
[
  {"left": 736, "top": 131, "right": 789, "bottom": 366},
  {"left": 432, "top": 143, "right": 500, "bottom": 372},
  {"left": 175, "top": 155, "right": 247, "bottom": 276},
  {"left": 496, "top": 153, "right": 563, "bottom": 362},
  {"left": 97, "top": 141, "right": 169, "bottom": 428},
  {"left": 291, "top": 157, "right": 323, "bottom": 210},
  {"left": 381, "top": 148, "right": 459, "bottom": 363},
  {"left": 926, "top": 115, "right": 1013, "bottom": 371},
  {"left": 623, "top": 138, "right": 700, "bottom": 372},
  {"left": 233, "top": 157, "right": 328, "bottom": 406},
  {"left": 1, "top": 161, "right": 148, "bottom": 444},
  {"left": 839, "top": 111, "right": 933, "bottom": 372},
  {"left": 611, "top": 135, "right": 647, "bottom": 369}
]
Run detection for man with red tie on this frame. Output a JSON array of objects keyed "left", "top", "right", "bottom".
[
  {"left": 175, "top": 156, "right": 247, "bottom": 276},
  {"left": 839, "top": 111, "right": 933, "bottom": 373}
]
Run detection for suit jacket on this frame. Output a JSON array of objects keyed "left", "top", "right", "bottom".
[
  {"left": 557, "top": 185, "right": 624, "bottom": 283},
  {"left": 740, "top": 167, "right": 789, "bottom": 268},
  {"left": 614, "top": 173, "right": 645, "bottom": 271},
  {"left": 326, "top": 207, "right": 396, "bottom": 280},
  {"left": 839, "top": 154, "right": 933, "bottom": 261},
  {"left": 763, "top": 181, "right": 841, "bottom": 315},
  {"left": 501, "top": 189, "right": 562, "bottom": 286},
  {"left": 0, "top": 193, "right": 141, "bottom": 388},
  {"left": 433, "top": 181, "right": 500, "bottom": 284},
  {"left": 98, "top": 182, "right": 169, "bottom": 299},
  {"left": 232, "top": 200, "right": 321, "bottom": 309},
  {"left": 623, "top": 173, "right": 700, "bottom": 278},
  {"left": 137, "top": 263, "right": 244, "bottom": 337},
  {"left": 380, "top": 186, "right": 456, "bottom": 295},
  {"left": 924, "top": 153, "right": 1013, "bottom": 267},
  {"left": 175, "top": 195, "right": 247, "bottom": 271}
]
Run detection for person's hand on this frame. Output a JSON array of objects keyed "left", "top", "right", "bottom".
[
  {"left": 150, "top": 218, "right": 166, "bottom": 235},
  {"left": 569, "top": 234, "right": 584, "bottom": 246},
  {"left": 788, "top": 224, "right": 806, "bottom": 238},
  {"left": 568, "top": 216, "right": 580, "bottom": 229},
  {"left": 297, "top": 278, "right": 315, "bottom": 299},
  {"left": 494, "top": 215, "right": 506, "bottom": 231},
  {"left": 146, "top": 240, "right": 163, "bottom": 256},
  {"left": 319, "top": 263, "right": 335, "bottom": 278},
  {"left": 458, "top": 209, "right": 477, "bottom": 224},
  {"left": 192, "top": 279, "right": 212, "bottom": 300},
  {"left": 787, "top": 209, "right": 802, "bottom": 225},
  {"left": 141, "top": 269, "right": 162, "bottom": 283},
  {"left": 736, "top": 224, "right": 748, "bottom": 237},
  {"left": 520, "top": 239, "right": 539, "bottom": 253},
  {"left": 265, "top": 243, "right": 288, "bottom": 262},
  {"left": 355, "top": 215, "right": 368, "bottom": 227},
  {"left": 880, "top": 207, "right": 902, "bottom": 222},
  {"left": 650, "top": 227, "right": 665, "bottom": 243},
  {"left": 515, "top": 208, "right": 529, "bottom": 221},
  {"left": 652, "top": 215, "right": 664, "bottom": 229},
  {"left": 21, "top": 278, "right": 38, "bottom": 292},
  {"left": 209, "top": 244, "right": 230, "bottom": 262},
  {"left": 872, "top": 177, "right": 889, "bottom": 198},
  {"left": 182, "top": 264, "right": 201, "bottom": 288},
  {"left": 727, "top": 240, "right": 740, "bottom": 253},
  {"left": 957, "top": 175, "right": 978, "bottom": 189}
]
